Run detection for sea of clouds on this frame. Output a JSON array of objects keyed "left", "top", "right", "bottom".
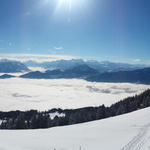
[{"left": 0, "top": 78, "right": 150, "bottom": 111}]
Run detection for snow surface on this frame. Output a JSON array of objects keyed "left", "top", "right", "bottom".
[
  {"left": 0, "top": 107, "right": 150, "bottom": 150},
  {"left": 0, "top": 78, "right": 150, "bottom": 111},
  {"left": 49, "top": 112, "right": 65, "bottom": 120}
]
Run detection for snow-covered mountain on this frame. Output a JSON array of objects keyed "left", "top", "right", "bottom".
[
  {"left": 0, "top": 59, "right": 29, "bottom": 73},
  {"left": 25, "top": 59, "right": 85, "bottom": 70},
  {"left": 0, "top": 106, "right": 150, "bottom": 150},
  {"left": 24, "top": 59, "right": 147, "bottom": 73},
  {"left": 1, "top": 58, "right": 147, "bottom": 74}
]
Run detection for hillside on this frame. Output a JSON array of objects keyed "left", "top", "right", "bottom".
[{"left": 0, "top": 106, "right": 150, "bottom": 149}]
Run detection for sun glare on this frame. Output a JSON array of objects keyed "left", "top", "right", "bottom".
[
  {"left": 41, "top": 0, "right": 90, "bottom": 22},
  {"left": 56, "top": 0, "right": 88, "bottom": 14},
  {"left": 57, "top": 0, "right": 73, "bottom": 11},
  {"left": 60, "top": 0, "right": 73, "bottom": 4}
]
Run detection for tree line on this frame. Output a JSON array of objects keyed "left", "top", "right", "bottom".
[{"left": 0, "top": 89, "right": 150, "bottom": 129}]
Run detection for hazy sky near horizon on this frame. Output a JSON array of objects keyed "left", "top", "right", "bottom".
[{"left": 0, "top": 0, "right": 150, "bottom": 63}]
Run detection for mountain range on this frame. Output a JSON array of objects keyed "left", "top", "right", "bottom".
[
  {"left": 20, "top": 64, "right": 99, "bottom": 79},
  {"left": 0, "top": 58, "right": 148, "bottom": 73},
  {"left": 19, "top": 65, "right": 150, "bottom": 84},
  {"left": 1, "top": 59, "right": 150, "bottom": 84},
  {"left": 24, "top": 59, "right": 147, "bottom": 73}
]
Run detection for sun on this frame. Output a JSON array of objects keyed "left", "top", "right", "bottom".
[{"left": 60, "top": 0, "right": 73, "bottom": 3}]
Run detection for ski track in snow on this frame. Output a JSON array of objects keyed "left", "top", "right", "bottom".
[{"left": 121, "top": 123, "right": 150, "bottom": 150}]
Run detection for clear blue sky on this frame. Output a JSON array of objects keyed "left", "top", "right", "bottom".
[{"left": 0, "top": 0, "right": 150, "bottom": 63}]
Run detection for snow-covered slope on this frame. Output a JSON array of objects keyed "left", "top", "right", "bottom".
[
  {"left": 0, "top": 78, "right": 150, "bottom": 111},
  {"left": 0, "top": 107, "right": 150, "bottom": 150}
]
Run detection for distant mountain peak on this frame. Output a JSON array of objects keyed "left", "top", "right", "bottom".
[{"left": 0, "top": 59, "right": 30, "bottom": 73}]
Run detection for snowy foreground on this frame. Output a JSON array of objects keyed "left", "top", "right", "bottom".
[
  {"left": 0, "top": 107, "right": 150, "bottom": 150},
  {"left": 0, "top": 78, "right": 150, "bottom": 111}
]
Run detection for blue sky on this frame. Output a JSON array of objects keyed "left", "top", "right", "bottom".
[{"left": 0, "top": 0, "right": 150, "bottom": 63}]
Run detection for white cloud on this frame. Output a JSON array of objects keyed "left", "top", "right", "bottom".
[
  {"left": 133, "top": 59, "right": 141, "bottom": 63},
  {"left": 54, "top": 46, "right": 64, "bottom": 50},
  {"left": 24, "top": 48, "right": 31, "bottom": 52},
  {"left": 0, "top": 53, "right": 76, "bottom": 63}
]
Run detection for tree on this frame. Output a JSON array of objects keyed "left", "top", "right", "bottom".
[{"left": 15, "top": 113, "right": 26, "bottom": 129}]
